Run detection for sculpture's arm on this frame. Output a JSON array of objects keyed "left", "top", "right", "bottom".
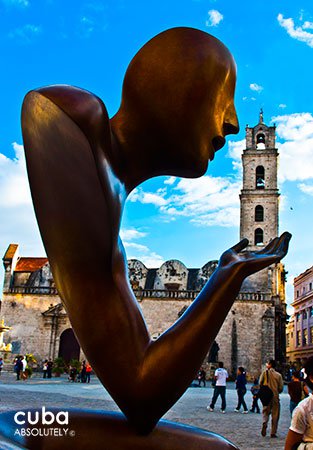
[{"left": 118, "top": 233, "right": 290, "bottom": 433}]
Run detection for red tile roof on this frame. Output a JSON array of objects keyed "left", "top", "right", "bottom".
[{"left": 15, "top": 258, "right": 48, "bottom": 272}]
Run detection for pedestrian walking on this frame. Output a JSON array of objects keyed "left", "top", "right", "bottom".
[
  {"left": 14, "top": 357, "right": 23, "bottom": 381},
  {"left": 207, "top": 362, "right": 228, "bottom": 413},
  {"left": 86, "top": 363, "right": 92, "bottom": 383},
  {"left": 234, "top": 367, "right": 248, "bottom": 413},
  {"left": 42, "top": 360, "right": 48, "bottom": 379},
  {"left": 197, "top": 367, "right": 206, "bottom": 387},
  {"left": 47, "top": 359, "right": 53, "bottom": 378},
  {"left": 80, "top": 360, "right": 87, "bottom": 383},
  {"left": 21, "top": 356, "right": 27, "bottom": 381},
  {"left": 250, "top": 378, "right": 260, "bottom": 413},
  {"left": 0, "top": 358, "right": 4, "bottom": 376},
  {"left": 287, "top": 370, "right": 309, "bottom": 416},
  {"left": 285, "top": 357, "right": 313, "bottom": 449},
  {"left": 259, "top": 359, "right": 283, "bottom": 439}
]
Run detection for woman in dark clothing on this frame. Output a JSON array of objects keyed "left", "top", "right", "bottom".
[
  {"left": 235, "top": 367, "right": 248, "bottom": 413},
  {"left": 287, "top": 370, "right": 309, "bottom": 415}
]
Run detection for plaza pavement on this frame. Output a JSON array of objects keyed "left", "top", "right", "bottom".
[{"left": 0, "top": 372, "right": 292, "bottom": 450}]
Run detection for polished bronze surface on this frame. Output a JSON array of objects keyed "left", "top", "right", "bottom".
[
  {"left": 0, "top": 409, "right": 238, "bottom": 449},
  {"left": 2, "top": 27, "right": 290, "bottom": 448}
]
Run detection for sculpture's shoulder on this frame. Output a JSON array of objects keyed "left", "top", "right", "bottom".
[
  {"left": 22, "top": 85, "right": 112, "bottom": 153},
  {"left": 21, "top": 85, "right": 123, "bottom": 271}
]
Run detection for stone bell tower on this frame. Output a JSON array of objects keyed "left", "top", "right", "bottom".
[
  {"left": 240, "top": 109, "right": 279, "bottom": 251},
  {"left": 238, "top": 110, "right": 287, "bottom": 365}
]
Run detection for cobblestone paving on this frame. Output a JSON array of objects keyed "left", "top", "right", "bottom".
[{"left": 0, "top": 372, "right": 291, "bottom": 449}]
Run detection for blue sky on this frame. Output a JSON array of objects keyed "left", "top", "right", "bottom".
[{"left": 1, "top": 0, "right": 313, "bottom": 311}]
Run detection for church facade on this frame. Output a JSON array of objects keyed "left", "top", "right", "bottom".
[{"left": 0, "top": 113, "right": 288, "bottom": 376}]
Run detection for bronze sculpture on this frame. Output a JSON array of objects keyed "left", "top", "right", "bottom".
[{"left": 0, "top": 27, "right": 291, "bottom": 449}]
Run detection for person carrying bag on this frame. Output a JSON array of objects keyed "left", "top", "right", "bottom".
[
  {"left": 259, "top": 359, "right": 283, "bottom": 438},
  {"left": 259, "top": 370, "right": 273, "bottom": 406}
]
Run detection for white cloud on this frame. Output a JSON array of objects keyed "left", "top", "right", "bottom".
[
  {"left": 0, "top": 143, "right": 32, "bottom": 207},
  {"left": 0, "top": 143, "right": 45, "bottom": 288},
  {"left": 161, "top": 176, "right": 241, "bottom": 227},
  {"left": 79, "top": 16, "right": 94, "bottom": 38},
  {"left": 120, "top": 228, "right": 147, "bottom": 241},
  {"left": 120, "top": 227, "right": 164, "bottom": 268},
  {"left": 123, "top": 242, "right": 164, "bottom": 268},
  {"left": 124, "top": 242, "right": 149, "bottom": 252},
  {"left": 250, "top": 83, "right": 263, "bottom": 93},
  {"left": 277, "top": 13, "right": 313, "bottom": 48},
  {"left": 8, "top": 24, "right": 42, "bottom": 43},
  {"left": 129, "top": 189, "right": 167, "bottom": 207},
  {"left": 279, "top": 104, "right": 287, "bottom": 109},
  {"left": 273, "top": 112, "right": 313, "bottom": 141},
  {"left": 298, "top": 183, "right": 313, "bottom": 195},
  {"left": 164, "top": 176, "right": 177, "bottom": 185},
  {"left": 1, "top": 0, "right": 29, "bottom": 7},
  {"left": 190, "top": 207, "right": 239, "bottom": 227},
  {"left": 206, "top": 9, "right": 223, "bottom": 27},
  {"left": 303, "top": 21, "right": 313, "bottom": 30}
]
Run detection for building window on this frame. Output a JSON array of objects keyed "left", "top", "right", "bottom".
[
  {"left": 287, "top": 333, "right": 290, "bottom": 347},
  {"left": 296, "top": 312, "right": 301, "bottom": 321},
  {"left": 304, "top": 329, "right": 308, "bottom": 346},
  {"left": 297, "top": 290, "right": 299, "bottom": 298},
  {"left": 310, "top": 327, "right": 313, "bottom": 343},
  {"left": 303, "top": 310, "right": 308, "bottom": 320},
  {"left": 256, "top": 133, "right": 265, "bottom": 146},
  {"left": 256, "top": 166, "right": 265, "bottom": 189},
  {"left": 310, "top": 282, "right": 312, "bottom": 291},
  {"left": 297, "top": 330, "right": 301, "bottom": 346},
  {"left": 255, "top": 228, "right": 264, "bottom": 245},
  {"left": 303, "top": 287, "right": 306, "bottom": 295},
  {"left": 310, "top": 307, "right": 313, "bottom": 318},
  {"left": 255, "top": 205, "right": 264, "bottom": 222}
]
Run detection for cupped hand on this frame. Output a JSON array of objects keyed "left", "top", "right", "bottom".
[{"left": 219, "top": 232, "right": 291, "bottom": 278}]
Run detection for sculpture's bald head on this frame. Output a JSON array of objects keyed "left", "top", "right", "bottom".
[{"left": 111, "top": 27, "right": 239, "bottom": 182}]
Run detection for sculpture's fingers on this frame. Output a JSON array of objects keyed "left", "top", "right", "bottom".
[
  {"left": 276, "top": 232, "right": 292, "bottom": 256},
  {"left": 231, "top": 238, "right": 249, "bottom": 253},
  {"left": 258, "top": 237, "right": 280, "bottom": 255}
]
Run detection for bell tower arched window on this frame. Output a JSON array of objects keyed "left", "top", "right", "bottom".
[
  {"left": 255, "top": 205, "right": 264, "bottom": 222},
  {"left": 255, "top": 228, "right": 264, "bottom": 245},
  {"left": 256, "top": 133, "right": 266, "bottom": 149},
  {"left": 256, "top": 166, "right": 265, "bottom": 189}
]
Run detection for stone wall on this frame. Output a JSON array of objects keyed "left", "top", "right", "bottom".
[
  {"left": 139, "top": 297, "right": 275, "bottom": 378},
  {"left": 216, "top": 301, "right": 275, "bottom": 378},
  {"left": 0, "top": 292, "right": 71, "bottom": 361}
]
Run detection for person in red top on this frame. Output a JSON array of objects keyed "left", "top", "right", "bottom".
[{"left": 86, "top": 362, "right": 92, "bottom": 383}]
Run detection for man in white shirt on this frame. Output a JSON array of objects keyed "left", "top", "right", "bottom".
[{"left": 207, "top": 361, "right": 228, "bottom": 413}]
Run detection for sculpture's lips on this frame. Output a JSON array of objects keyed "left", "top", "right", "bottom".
[
  {"left": 208, "top": 136, "right": 226, "bottom": 161},
  {"left": 212, "top": 135, "right": 226, "bottom": 152}
]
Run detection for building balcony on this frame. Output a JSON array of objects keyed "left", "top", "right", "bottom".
[
  {"left": 6, "top": 286, "right": 271, "bottom": 302},
  {"left": 7, "top": 286, "right": 58, "bottom": 295}
]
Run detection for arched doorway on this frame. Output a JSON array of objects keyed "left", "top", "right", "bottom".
[{"left": 58, "top": 328, "right": 80, "bottom": 362}]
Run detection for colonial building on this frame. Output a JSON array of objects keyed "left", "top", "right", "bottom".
[
  {"left": 286, "top": 266, "right": 313, "bottom": 364},
  {"left": 0, "top": 112, "right": 288, "bottom": 376}
]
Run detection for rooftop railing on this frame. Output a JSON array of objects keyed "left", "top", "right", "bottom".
[{"left": 7, "top": 286, "right": 271, "bottom": 301}]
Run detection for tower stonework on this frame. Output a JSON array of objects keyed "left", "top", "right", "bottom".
[
  {"left": 240, "top": 111, "right": 280, "bottom": 294},
  {"left": 240, "top": 110, "right": 279, "bottom": 251}
]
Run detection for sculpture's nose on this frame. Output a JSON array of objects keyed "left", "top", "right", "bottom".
[{"left": 223, "top": 103, "right": 239, "bottom": 136}]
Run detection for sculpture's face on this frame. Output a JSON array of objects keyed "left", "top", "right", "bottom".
[
  {"left": 112, "top": 27, "right": 239, "bottom": 179},
  {"left": 197, "top": 60, "right": 238, "bottom": 170}
]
